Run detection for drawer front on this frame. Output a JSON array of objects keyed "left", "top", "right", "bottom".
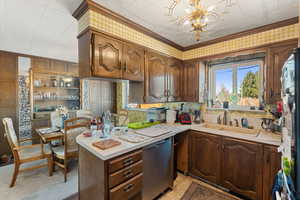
[
  {"left": 109, "top": 150, "right": 142, "bottom": 174},
  {"left": 110, "top": 173, "right": 143, "bottom": 200},
  {"left": 109, "top": 160, "right": 143, "bottom": 188}
]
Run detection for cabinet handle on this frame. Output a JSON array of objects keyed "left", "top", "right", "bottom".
[
  {"left": 124, "top": 61, "right": 127, "bottom": 71},
  {"left": 123, "top": 184, "right": 134, "bottom": 192},
  {"left": 123, "top": 158, "right": 133, "bottom": 166},
  {"left": 270, "top": 89, "right": 274, "bottom": 97},
  {"left": 123, "top": 170, "right": 133, "bottom": 178},
  {"left": 266, "top": 154, "right": 270, "bottom": 164}
]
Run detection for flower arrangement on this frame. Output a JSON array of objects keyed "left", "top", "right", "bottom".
[
  {"left": 56, "top": 106, "right": 69, "bottom": 129},
  {"left": 56, "top": 106, "right": 68, "bottom": 117}
]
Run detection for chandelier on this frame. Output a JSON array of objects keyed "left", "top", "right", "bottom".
[{"left": 167, "top": 0, "right": 235, "bottom": 41}]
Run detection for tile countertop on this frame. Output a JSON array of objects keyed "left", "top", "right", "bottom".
[{"left": 76, "top": 124, "right": 281, "bottom": 161}]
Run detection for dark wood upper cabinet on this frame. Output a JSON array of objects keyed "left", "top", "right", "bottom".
[
  {"left": 189, "top": 131, "right": 221, "bottom": 184},
  {"left": 51, "top": 60, "right": 68, "bottom": 73},
  {"left": 262, "top": 145, "right": 281, "bottom": 200},
  {"left": 183, "top": 61, "right": 199, "bottom": 102},
  {"left": 145, "top": 51, "right": 167, "bottom": 103},
  {"left": 221, "top": 137, "right": 263, "bottom": 200},
  {"left": 266, "top": 41, "right": 297, "bottom": 104},
  {"left": 122, "top": 43, "right": 144, "bottom": 81},
  {"left": 93, "top": 34, "right": 123, "bottom": 79},
  {"left": 67, "top": 63, "right": 79, "bottom": 77},
  {"left": 32, "top": 57, "right": 51, "bottom": 73},
  {"left": 167, "top": 58, "right": 182, "bottom": 102}
]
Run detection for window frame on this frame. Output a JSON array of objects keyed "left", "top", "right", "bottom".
[{"left": 208, "top": 59, "right": 264, "bottom": 110}]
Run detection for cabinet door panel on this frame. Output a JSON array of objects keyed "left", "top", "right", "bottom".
[
  {"left": 183, "top": 61, "right": 199, "bottom": 102},
  {"left": 32, "top": 58, "right": 51, "bottom": 73},
  {"left": 51, "top": 60, "right": 67, "bottom": 73},
  {"left": 167, "top": 58, "right": 182, "bottom": 102},
  {"left": 123, "top": 43, "right": 144, "bottom": 81},
  {"left": 221, "top": 138, "right": 263, "bottom": 200},
  {"left": 93, "top": 34, "right": 122, "bottom": 79},
  {"left": 189, "top": 131, "right": 221, "bottom": 184},
  {"left": 145, "top": 51, "right": 167, "bottom": 103},
  {"left": 262, "top": 145, "right": 281, "bottom": 200},
  {"left": 67, "top": 63, "right": 79, "bottom": 77},
  {"left": 266, "top": 41, "right": 297, "bottom": 103}
]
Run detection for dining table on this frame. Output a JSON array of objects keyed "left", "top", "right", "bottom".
[{"left": 36, "top": 127, "right": 64, "bottom": 143}]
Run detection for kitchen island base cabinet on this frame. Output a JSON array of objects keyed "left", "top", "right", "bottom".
[
  {"left": 78, "top": 147, "right": 143, "bottom": 200},
  {"left": 79, "top": 146, "right": 106, "bottom": 200},
  {"left": 189, "top": 131, "right": 221, "bottom": 184},
  {"left": 221, "top": 138, "right": 263, "bottom": 200}
]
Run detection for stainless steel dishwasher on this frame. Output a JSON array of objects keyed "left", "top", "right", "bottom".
[{"left": 142, "top": 137, "right": 173, "bottom": 200}]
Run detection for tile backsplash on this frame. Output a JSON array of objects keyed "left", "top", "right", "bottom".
[{"left": 202, "top": 106, "right": 274, "bottom": 130}]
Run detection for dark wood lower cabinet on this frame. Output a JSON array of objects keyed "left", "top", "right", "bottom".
[
  {"left": 221, "top": 137, "right": 263, "bottom": 200},
  {"left": 174, "top": 132, "right": 189, "bottom": 175},
  {"left": 262, "top": 145, "right": 281, "bottom": 200},
  {"left": 79, "top": 147, "right": 143, "bottom": 200},
  {"left": 189, "top": 131, "right": 221, "bottom": 184},
  {"left": 185, "top": 131, "right": 280, "bottom": 200}
]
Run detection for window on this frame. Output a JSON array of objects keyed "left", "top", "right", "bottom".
[{"left": 209, "top": 59, "right": 263, "bottom": 109}]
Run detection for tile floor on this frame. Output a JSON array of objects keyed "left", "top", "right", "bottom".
[{"left": 159, "top": 173, "right": 242, "bottom": 200}]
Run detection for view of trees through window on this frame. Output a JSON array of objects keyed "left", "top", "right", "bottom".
[{"left": 213, "top": 63, "right": 260, "bottom": 107}]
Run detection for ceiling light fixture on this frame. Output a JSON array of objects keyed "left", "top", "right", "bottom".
[{"left": 167, "top": 0, "right": 235, "bottom": 41}]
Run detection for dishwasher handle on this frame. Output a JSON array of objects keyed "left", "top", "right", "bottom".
[{"left": 144, "top": 139, "right": 169, "bottom": 150}]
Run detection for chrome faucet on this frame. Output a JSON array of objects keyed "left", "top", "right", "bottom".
[{"left": 217, "top": 110, "right": 231, "bottom": 125}]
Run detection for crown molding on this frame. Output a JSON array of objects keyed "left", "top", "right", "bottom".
[{"left": 73, "top": 1, "right": 298, "bottom": 52}]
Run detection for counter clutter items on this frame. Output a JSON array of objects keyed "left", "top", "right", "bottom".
[{"left": 76, "top": 123, "right": 281, "bottom": 161}]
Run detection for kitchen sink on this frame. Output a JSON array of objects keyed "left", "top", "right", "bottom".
[{"left": 201, "top": 123, "right": 260, "bottom": 136}]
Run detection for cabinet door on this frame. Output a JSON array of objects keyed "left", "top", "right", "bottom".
[
  {"left": 175, "top": 132, "right": 189, "bottom": 174},
  {"left": 67, "top": 63, "right": 79, "bottom": 77},
  {"left": 221, "top": 137, "right": 263, "bottom": 200},
  {"left": 123, "top": 43, "right": 144, "bottom": 81},
  {"left": 145, "top": 51, "right": 167, "bottom": 103},
  {"left": 93, "top": 34, "right": 122, "bottom": 79},
  {"left": 31, "top": 58, "right": 51, "bottom": 73},
  {"left": 189, "top": 131, "right": 221, "bottom": 184},
  {"left": 262, "top": 145, "right": 281, "bottom": 200},
  {"left": 183, "top": 61, "right": 199, "bottom": 102},
  {"left": 51, "top": 60, "right": 67, "bottom": 74},
  {"left": 166, "top": 58, "right": 182, "bottom": 102},
  {"left": 266, "top": 41, "right": 297, "bottom": 104}
]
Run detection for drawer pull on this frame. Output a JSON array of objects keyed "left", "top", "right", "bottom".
[
  {"left": 123, "top": 184, "right": 134, "bottom": 192},
  {"left": 123, "top": 158, "right": 133, "bottom": 166},
  {"left": 123, "top": 170, "right": 133, "bottom": 178}
]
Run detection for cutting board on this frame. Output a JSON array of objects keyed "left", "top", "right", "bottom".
[
  {"left": 92, "top": 139, "right": 121, "bottom": 150},
  {"left": 135, "top": 126, "right": 171, "bottom": 138}
]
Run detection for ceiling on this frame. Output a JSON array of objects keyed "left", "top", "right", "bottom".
[
  {"left": 0, "top": 0, "right": 82, "bottom": 62},
  {"left": 94, "top": 0, "right": 298, "bottom": 46},
  {"left": 0, "top": 0, "right": 298, "bottom": 62}
]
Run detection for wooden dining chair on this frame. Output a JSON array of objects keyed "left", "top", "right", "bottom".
[
  {"left": 52, "top": 117, "right": 90, "bottom": 182},
  {"left": 2, "top": 118, "right": 53, "bottom": 187},
  {"left": 76, "top": 110, "right": 93, "bottom": 120}
]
